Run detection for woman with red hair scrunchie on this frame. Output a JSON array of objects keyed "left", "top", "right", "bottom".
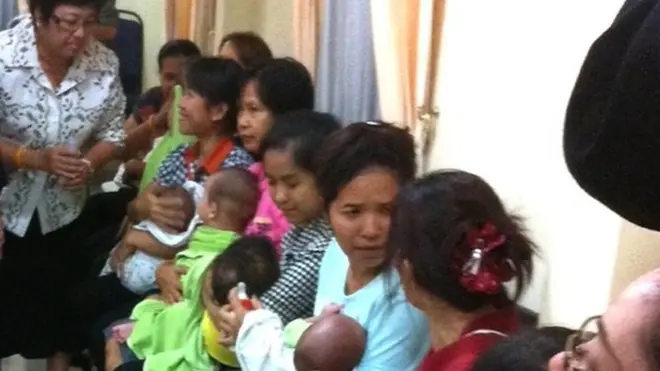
[{"left": 386, "top": 169, "right": 537, "bottom": 371}]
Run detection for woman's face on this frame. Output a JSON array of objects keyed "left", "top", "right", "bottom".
[
  {"left": 547, "top": 282, "right": 655, "bottom": 371},
  {"left": 329, "top": 168, "right": 398, "bottom": 272},
  {"left": 36, "top": 5, "right": 97, "bottom": 59},
  {"left": 238, "top": 80, "right": 274, "bottom": 155},
  {"left": 159, "top": 56, "right": 187, "bottom": 100},
  {"left": 263, "top": 148, "right": 323, "bottom": 226},
  {"left": 179, "top": 88, "right": 226, "bottom": 136}
]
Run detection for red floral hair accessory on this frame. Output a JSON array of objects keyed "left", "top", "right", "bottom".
[{"left": 454, "top": 222, "right": 513, "bottom": 295}]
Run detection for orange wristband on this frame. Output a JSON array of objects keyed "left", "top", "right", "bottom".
[
  {"left": 14, "top": 147, "right": 26, "bottom": 168},
  {"left": 147, "top": 115, "right": 156, "bottom": 132}
]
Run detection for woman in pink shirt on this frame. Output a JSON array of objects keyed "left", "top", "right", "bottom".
[{"left": 239, "top": 58, "right": 316, "bottom": 251}]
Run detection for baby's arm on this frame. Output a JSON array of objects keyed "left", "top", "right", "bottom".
[{"left": 124, "top": 229, "right": 181, "bottom": 260}]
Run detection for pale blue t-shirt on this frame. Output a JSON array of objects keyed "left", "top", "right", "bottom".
[{"left": 314, "top": 239, "right": 430, "bottom": 371}]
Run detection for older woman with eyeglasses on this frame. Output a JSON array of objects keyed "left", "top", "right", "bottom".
[
  {"left": 548, "top": 268, "right": 660, "bottom": 371},
  {"left": 0, "top": 0, "right": 124, "bottom": 367}
]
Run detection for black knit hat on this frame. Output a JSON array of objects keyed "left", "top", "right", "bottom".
[{"left": 564, "top": 0, "right": 660, "bottom": 230}]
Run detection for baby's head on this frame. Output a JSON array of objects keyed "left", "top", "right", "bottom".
[
  {"left": 202, "top": 236, "right": 280, "bottom": 313},
  {"left": 294, "top": 314, "right": 366, "bottom": 371},
  {"left": 201, "top": 236, "right": 280, "bottom": 365},
  {"left": 161, "top": 186, "right": 196, "bottom": 232},
  {"left": 199, "top": 168, "right": 260, "bottom": 232},
  {"left": 471, "top": 326, "right": 573, "bottom": 371}
]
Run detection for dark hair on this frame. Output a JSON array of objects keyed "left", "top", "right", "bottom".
[
  {"left": 157, "top": 39, "right": 201, "bottom": 70},
  {"left": 314, "top": 122, "right": 416, "bottom": 209},
  {"left": 205, "top": 168, "right": 260, "bottom": 230},
  {"left": 29, "top": 0, "right": 102, "bottom": 20},
  {"left": 219, "top": 31, "right": 273, "bottom": 71},
  {"left": 185, "top": 57, "right": 247, "bottom": 135},
  {"left": 470, "top": 327, "right": 572, "bottom": 371},
  {"left": 260, "top": 110, "right": 341, "bottom": 172},
  {"left": 387, "top": 170, "right": 536, "bottom": 312},
  {"left": 248, "top": 58, "right": 314, "bottom": 114},
  {"left": 208, "top": 236, "right": 280, "bottom": 305}
]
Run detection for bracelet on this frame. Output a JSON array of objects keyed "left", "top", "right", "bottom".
[
  {"left": 147, "top": 115, "right": 156, "bottom": 132},
  {"left": 81, "top": 158, "right": 94, "bottom": 173},
  {"left": 14, "top": 147, "right": 26, "bottom": 168}
]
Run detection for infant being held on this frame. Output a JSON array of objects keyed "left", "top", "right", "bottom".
[{"left": 102, "top": 168, "right": 258, "bottom": 295}]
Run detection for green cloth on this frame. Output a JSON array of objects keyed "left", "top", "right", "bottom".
[
  {"left": 127, "top": 228, "right": 238, "bottom": 370},
  {"left": 175, "top": 226, "right": 237, "bottom": 272},
  {"left": 283, "top": 318, "right": 312, "bottom": 349},
  {"left": 139, "top": 85, "right": 195, "bottom": 191}
]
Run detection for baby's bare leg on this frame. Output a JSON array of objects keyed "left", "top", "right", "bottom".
[{"left": 105, "top": 339, "right": 123, "bottom": 371}]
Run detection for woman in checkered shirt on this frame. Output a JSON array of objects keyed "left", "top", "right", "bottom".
[{"left": 246, "top": 110, "right": 342, "bottom": 325}]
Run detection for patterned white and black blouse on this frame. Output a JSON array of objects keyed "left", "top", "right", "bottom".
[
  {"left": 0, "top": 18, "right": 126, "bottom": 237},
  {"left": 155, "top": 142, "right": 254, "bottom": 187},
  {"left": 260, "top": 218, "right": 334, "bottom": 325}
]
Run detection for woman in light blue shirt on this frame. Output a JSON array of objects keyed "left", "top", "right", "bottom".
[{"left": 222, "top": 121, "right": 429, "bottom": 371}]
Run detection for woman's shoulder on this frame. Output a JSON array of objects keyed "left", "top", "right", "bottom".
[
  {"left": 83, "top": 40, "right": 120, "bottom": 72},
  {"left": 0, "top": 17, "right": 31, "bottom": 63},
  {"left": 223, "top": 144, "right": 255, "bottom": 169},
  {"left": 355, "top": 270, "right": 427, "bottom": 334}
]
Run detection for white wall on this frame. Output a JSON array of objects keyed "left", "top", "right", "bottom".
[{"left": 429, "top": 0, "right": 625, "bottom": 327}]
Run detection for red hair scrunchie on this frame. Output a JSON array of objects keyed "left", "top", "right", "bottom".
[{"left": 454, "top": 222, "right": 513, "bottom": 295}]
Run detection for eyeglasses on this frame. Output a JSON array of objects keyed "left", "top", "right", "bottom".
[
  {"left": 563, "top": 315, "right": 601, "bottom": 370},
  {"left": 50, "top": 14, "right": 98, "bottom": 33}
]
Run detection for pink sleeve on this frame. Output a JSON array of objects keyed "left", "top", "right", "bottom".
[{"left": 245, "top": 165, "right": 289, "bottom": 256}]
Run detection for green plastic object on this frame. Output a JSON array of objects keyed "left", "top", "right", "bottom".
[{"left": 138, "top": 85, "right": 195, "bottom": 191}]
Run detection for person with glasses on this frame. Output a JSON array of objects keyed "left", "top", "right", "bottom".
[
  {"left": 547, "top": 268, "right": 660, "bottom": 371},
  {"left": 0, "top": 0, "right": 125, "bottom": 369}
]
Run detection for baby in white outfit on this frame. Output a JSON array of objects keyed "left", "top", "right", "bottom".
[{"left": 100, "top": 181, "right": 203, "bottom": 294}]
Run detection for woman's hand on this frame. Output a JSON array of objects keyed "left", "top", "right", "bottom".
[
  {"left": 38, "top": 146, "right": 86, "bottom": 178},
  {"left": 153, "top": 95, "right": 172, "bottom": 131},
  {"left": 216, "top": 287, "right": 263, "bottom": 347},
  {"left": 147, "top": 185, "right": 187, "bottom": 232},
  {"left": 305, "top": 303, "right": 343, "bottom": 324},
  {"left": 111, "top": 243, "right": 135, "bottom": 277},
  {"left": 58, "top": 159, "right": 93, "bottom": 190},
  {"left": 319, "top": 303, "right": 343, "bottom": 317},
  {"left": 123, "top": 159, "right": 145, "bottom": 177},
  {"left": 155, "top": 261, "right": 188, "bottom": 304}
]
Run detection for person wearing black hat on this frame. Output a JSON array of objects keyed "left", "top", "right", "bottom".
[{"left": 564, "top": 0, "right": 660, "bottom": 230}]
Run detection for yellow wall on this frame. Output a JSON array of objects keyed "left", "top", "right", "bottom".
[
  {"left": 428, "top": 0, "right": 627, "bottom": 326},
  {"left": 217, "top": 0, "right": 294, "bottom": 57}
]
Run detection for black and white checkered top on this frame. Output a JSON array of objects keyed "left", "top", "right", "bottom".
[
  {"left": 156, "top": 143, "right": 254, "bottom": 186},
  {"left": 260, "top": 218, "right": 334, "bottom": 325}
]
